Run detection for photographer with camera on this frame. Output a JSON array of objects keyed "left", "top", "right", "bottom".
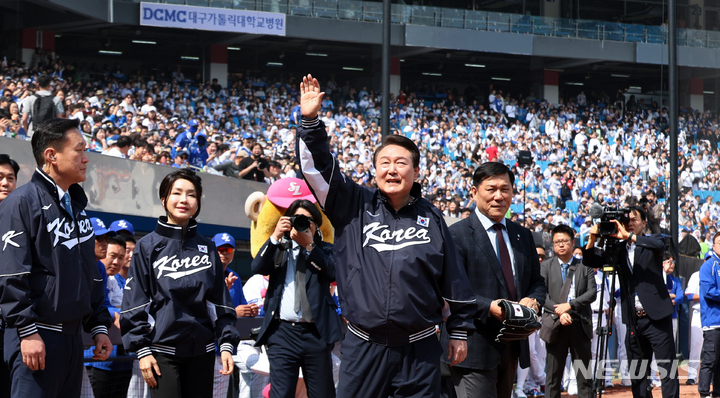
[
  {"left": 581, "top": 205, "right": 679, "bottom": 398},
  {"left": 238, "top": 142, "right": 272, "bottom": 182},
  {"left": 251, "top": 199, "right": 342, "bottom": 398}
]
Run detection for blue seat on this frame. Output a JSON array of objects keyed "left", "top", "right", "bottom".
[
  {"left": 646, "top": 26, "right": 665, "bottom": 43},
  {"left": 565, "top": 200, "right": 579, "bottom": 214},
  {"left": 625, "top": 24, "right": 645, "bottom": 42},
  {"left": 603, "top": 23, "right": 623, "bottom": 41}
]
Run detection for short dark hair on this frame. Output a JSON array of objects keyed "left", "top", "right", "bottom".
[
  {"left": 159, "top": 169, "right": 203, "bottom": 218},
  {"left": 117, "top": 136, "right": 132, "bottom": 148},
  {"left": 551, "top": 224, "right": 575, "bottom": 240},
  {"left": 284, "top": 199, "right": 323, "bottom": 229},
  {"left": 31, "top": 118, "right": 81, "bottom": 166},
  {"left": 0, "top": 154, "right": 20, "bottom": 177},
  {"left": 472, "top": 161, "right": 515, "bottom": 188},
  {"left": 628, "top": 205, "right": 647, "bottom": 222},
  {"left": 373, "top": 135, "right": 420, "bottom": 168},
  {"left": 107, "top": 235, "right": 127, "bottom": 250},
  {"left": 37, "top": 74, "right": 51, "bottom": 89}
]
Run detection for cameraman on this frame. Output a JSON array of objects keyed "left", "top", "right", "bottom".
[
  {"left": 251, "top": 199, "right": 342, "bottom": 398},
  {"left": 238, "top": 143, "right": 271, "bottom": 182},
  {"left": 582, "top": 206, "right": 679, "bottom": 398}
]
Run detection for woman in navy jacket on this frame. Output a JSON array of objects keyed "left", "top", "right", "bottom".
[{"left": 120, "top": 169, "right": 240, "bottom": 398}]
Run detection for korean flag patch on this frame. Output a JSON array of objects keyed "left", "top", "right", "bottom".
[
  {"left": 198, "top": 245, "right": 208, "bottom": 253},
  {"left": 417, "top": 215, "right": 429, "bottom": 228},
  {"left": 512, "top": 303, "right": 523, "bottom": 317}
]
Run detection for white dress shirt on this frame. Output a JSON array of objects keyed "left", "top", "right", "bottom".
[{"left": 475, "top": 207, "right": 516, "bottom": 279}]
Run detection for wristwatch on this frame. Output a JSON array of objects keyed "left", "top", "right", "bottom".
[{"left": 305, "top": 243, "right": 316, "bottom": 252}]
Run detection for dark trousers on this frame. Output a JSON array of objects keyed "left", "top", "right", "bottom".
[
  {"left": 625, "top": 315, "right": 679, "bottom": 398},
  {"left": 0, "top": 330, "right": 10, "bottom": 398},
  {"left": 266, "top": 321, "right": 335, "bottom": 398},
  {"left": 545, "top": 323, "right": 592, "bottom": 398},
  {"left": 151, "top": 351, "right": 214, "bottom": 398},
  {"left": 86, "top": 366, "right": 132, "bottom": 398},
  {"left": 698, "top": 328, "right": 720, "bottom": 397},
  {"left": 4, "top": 328, "right": 84, "bottom": 398},
  {"left": 338, "top": 330, "right": 442, "bottom": 398},
  {"left": 449, "top": 342, "right": 519, "bottom": 398}
]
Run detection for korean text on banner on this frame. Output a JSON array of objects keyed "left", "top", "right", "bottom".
[{"left": 140, "top": 2, "right": 286, "bottom": 36}]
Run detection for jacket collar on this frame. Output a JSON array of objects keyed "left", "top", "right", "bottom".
[
  {"left": 155, "top": 216, "right": 198, "bottom": 240},
  {"left": 32, "top": 167, "right": 88, "bottom": 209}
]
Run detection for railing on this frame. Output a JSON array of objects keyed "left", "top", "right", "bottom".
[{"left": 127, "top": 0, "right": 720, "bottom": 48}]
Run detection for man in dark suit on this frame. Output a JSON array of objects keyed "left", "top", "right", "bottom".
[
  {"left": 582, "top": 206, "right": 679, "bottom": 398},
  {"left": 540, "top": 225, "right": 596, "bottom": 398},
  {"left": 251, "top": 199, "right": 342, "bottom": 398},
  {"left": 440, "top": 162, "right": 546, "bottom": 398}
]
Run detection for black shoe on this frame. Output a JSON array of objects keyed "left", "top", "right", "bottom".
[{"left": 686, "top": 379, "right": 697, "bottom": 385}]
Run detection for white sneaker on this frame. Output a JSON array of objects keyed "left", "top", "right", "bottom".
[
  {"left": 514, "top": 388, "right": 527, "bottom": 398},
  {"left": 652, "top": 378, "right": 662, "bottom": 387},
  {"left": 605, "top": 380, "right": 614, "bottom": 388},
  {"left": 620, "top": 379, "right": 632, "bottom": 387}
]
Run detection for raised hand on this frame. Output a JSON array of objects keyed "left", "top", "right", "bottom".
[{"left": 300, "top": 74, "right": 324, "bottom": 119}]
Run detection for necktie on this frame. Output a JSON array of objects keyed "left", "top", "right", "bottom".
[
  {"left": 293, "top": 247, "right": 313, "bottom": 322},
  {"left": 493, "top": 224, "right": 517, "bottom": 301},
  {"left": 561, "top": 262, "right": 569, "bottom": 283},
  {"left": 61, "top": 193, "right": 74, "bottom": 221}
]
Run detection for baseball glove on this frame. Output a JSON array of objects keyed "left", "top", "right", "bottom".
[{"left": 494, "top": 299, "right": 542, "bottom": 344}]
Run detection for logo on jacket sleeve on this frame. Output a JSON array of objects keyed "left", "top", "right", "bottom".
[
  {"left": 417, "top": 216, "right": 429, "bottom": 228},
  {"left": 2, "top": 231, "right": 23, "bottom": 251},
  {"left": 198, "top": 245, "right": 208, "bottom": 253}
]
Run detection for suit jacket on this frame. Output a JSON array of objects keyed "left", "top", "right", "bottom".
[
  {"left": 440, "top": 214, "right": 546, "bottom": 370},
  {"left": 251, "top": 238, "right": 343, "bottom": 346},
  {"left": 581, "top": 234, "right": 673, "bottom": 323},
  {"left": 539, "top": 256, "right": 596, "bottom": 343}
]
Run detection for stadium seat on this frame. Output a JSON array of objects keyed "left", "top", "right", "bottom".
[
  {"left": 625, "top": 24, "right": 645, "bottom": 42},
  {"left": 646, "top": 26, "right": 666, "bottom": 43},
  {"left": 603, "top": 22, "right": 623, "bottom": 41},
  {"left": 565, "top": 200, "right": 579, "bottom": 214}
]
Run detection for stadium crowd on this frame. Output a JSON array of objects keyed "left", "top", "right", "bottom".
[
  {"left": 1, "top": 53, "right": 719, "bottom": 246},
  {"left": 1, "top": 53, "right": 718, "bottom": 398}
]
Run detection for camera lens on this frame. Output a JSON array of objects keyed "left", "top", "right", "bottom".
[{"left": 292, "top": 215, "right": 310, "bottom": 233}]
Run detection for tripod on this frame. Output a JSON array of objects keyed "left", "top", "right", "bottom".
[{"left": 590, "top": 238, "right": 634, "bottom": 398}]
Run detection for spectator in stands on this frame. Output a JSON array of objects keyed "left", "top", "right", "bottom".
[
  {"left": 21, "top": 74, "right": 63, "bottom": 136},
  {"left": 238, "top": 143, "right": 271, "bottom": 182},
  {"left": 103, "top": 135, "right": 131, "bottom": 159},
  {"left": 172, "top": 150, "right": 189, "bottom": 168}
]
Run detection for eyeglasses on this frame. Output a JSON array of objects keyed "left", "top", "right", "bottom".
[
  {"left": 217, "top": 247, "right": 235, "bottom": 254},
  {"left": 553, "top": 239, "right": 572, "bottom": 246}
]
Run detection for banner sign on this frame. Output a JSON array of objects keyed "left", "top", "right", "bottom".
[{"left": 140, "top": 3, "right": 286, "bottom": 36}]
